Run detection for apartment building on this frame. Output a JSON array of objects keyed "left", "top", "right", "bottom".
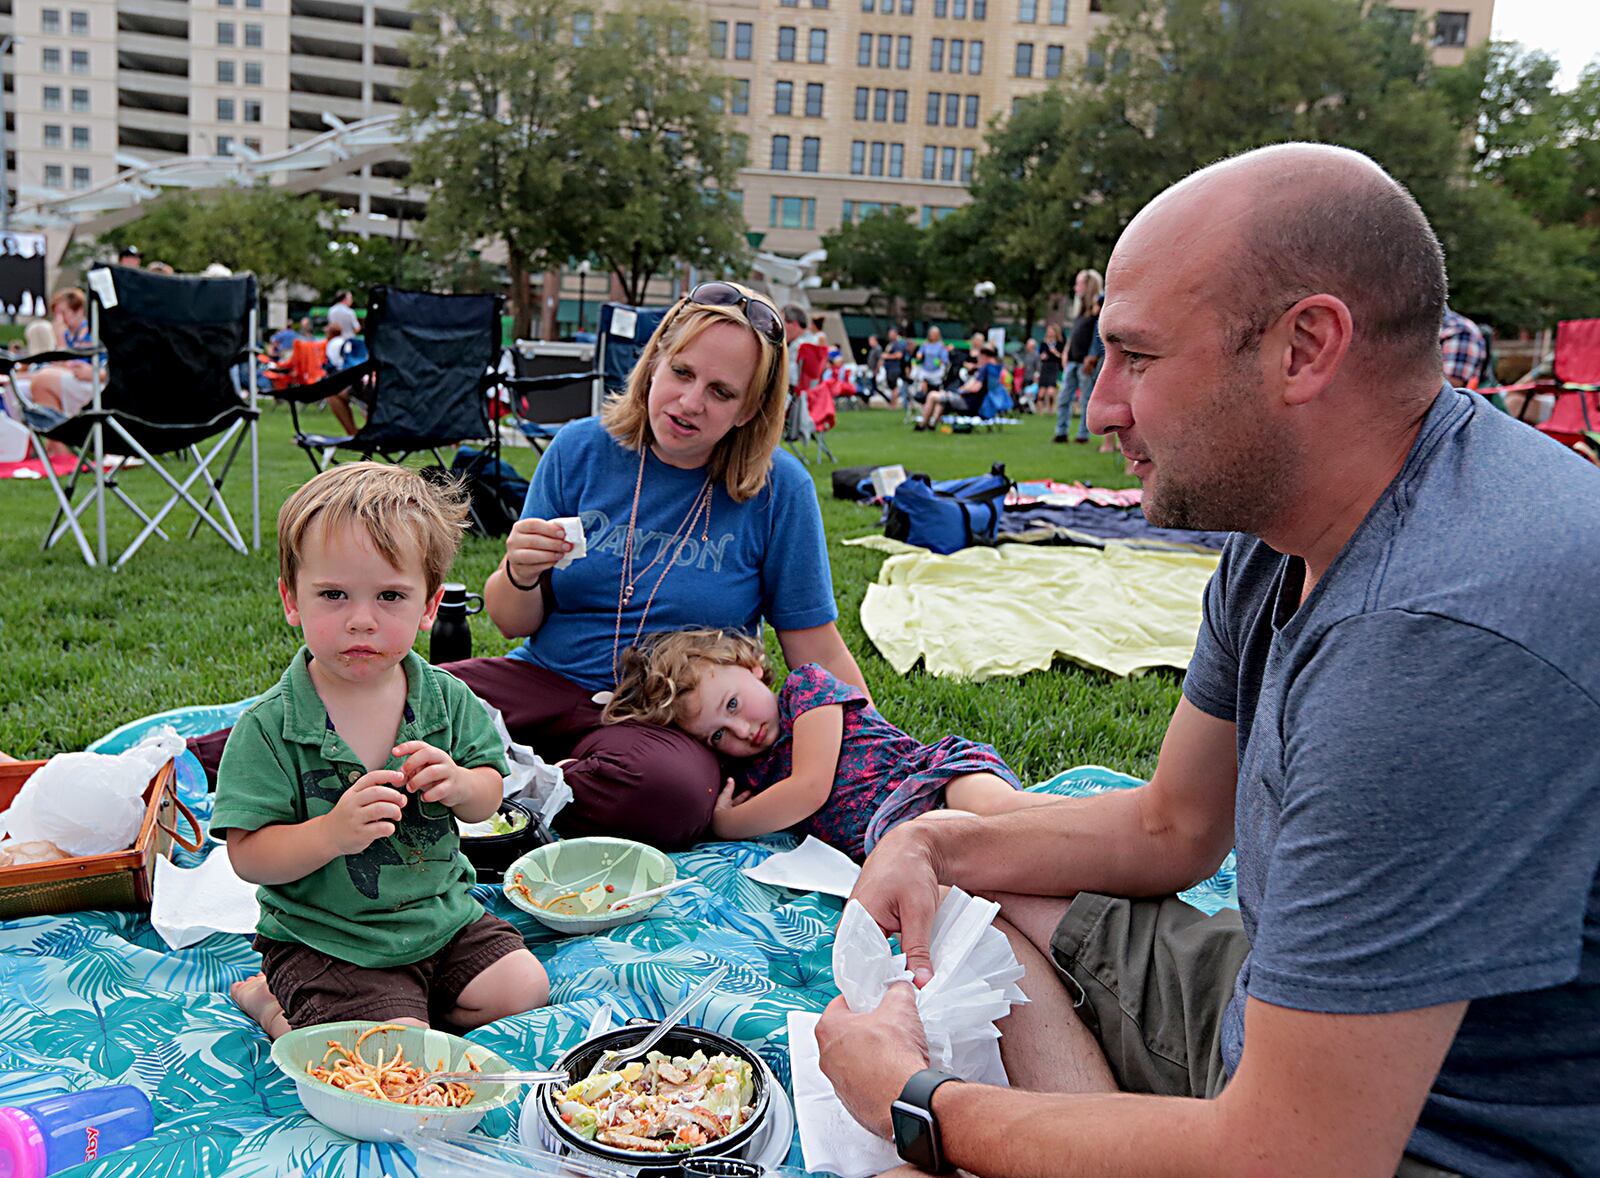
[{"left": 1, "top": 0, "right": 1493, "bottom": 259}]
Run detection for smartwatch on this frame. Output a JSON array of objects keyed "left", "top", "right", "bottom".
[{"left": 891, "top": 1067, "right": 963, "bottom": 1174}]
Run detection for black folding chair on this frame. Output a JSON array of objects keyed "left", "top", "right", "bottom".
[{"left": 0, "top": 267, "right": 260, "bottom": 570}]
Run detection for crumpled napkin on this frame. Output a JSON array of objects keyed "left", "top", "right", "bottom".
[
  {"left": 151, "top": 843, "right": 261, "bottom": 949},
  {"left": 740, "top": 835, "right": 861, "bottom": 898},
  {"left": 477, "top": 702, "right": 572, "bottom": 827},
  {"left": 791, "top": 890, "right": 1028, "bottom": 1177},
  {"left": 0, "top": 728, "right": 185, "bottom": 855}
]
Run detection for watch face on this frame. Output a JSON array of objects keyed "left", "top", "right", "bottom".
[{"left": 892, "top": 1101, "right": 937, "bottom": 1170}]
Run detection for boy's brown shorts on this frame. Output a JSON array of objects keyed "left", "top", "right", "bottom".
[
  {"left": 257, "top": 912, "right": 527, "bottom": 1030},
  {"left": 1050, "top": 893, "right": 1461, "bottom": 1178}
]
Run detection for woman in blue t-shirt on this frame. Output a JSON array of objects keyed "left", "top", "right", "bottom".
[{"left": 441, "top": 283, "right": 866, "bottom": 847}]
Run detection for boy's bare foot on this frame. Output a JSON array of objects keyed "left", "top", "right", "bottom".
[{"left": 231, "top": 972, "right": 291, "bottom": 1039}]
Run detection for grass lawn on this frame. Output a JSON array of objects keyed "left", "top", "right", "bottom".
[{"left": 0, "top": 400, "right": 1184, "bottom": 784}]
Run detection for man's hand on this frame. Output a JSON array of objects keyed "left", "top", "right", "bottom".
[
  {"left": 393, "top": 740, "right": 474, "bottom": 807},
  {"left": 816, "top": 984, "right": 931, "bottom": 1139},
  {"left": 851, "top": 820, "right": 944, "bottom": 985},
  {"left": 325, "top": 770, "right": 407, "bottom": 854}
]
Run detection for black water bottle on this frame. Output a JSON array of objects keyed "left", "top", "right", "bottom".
[{"left": 429, "top": 582, "right": 483, "bottom": 665}]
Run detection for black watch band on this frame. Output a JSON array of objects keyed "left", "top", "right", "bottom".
[{"left": 891, "top": 1067, "right": 962, "bottom": 1174}]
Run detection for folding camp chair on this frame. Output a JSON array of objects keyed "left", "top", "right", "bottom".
[
  {"left": 784, "top": 341, "right": 835, "bottom": 465},
  {"left": 0, "top": 267, "right": 259, "bottom": 570},
  {"left": 496, "top": 340, "right": 599, "bottom": 453},
  {"left": 595, "top": 302, "right": 670, "bottom": 398},
  {"left": 1492, "top": 318, "right": 1600, "bottom": 452}
]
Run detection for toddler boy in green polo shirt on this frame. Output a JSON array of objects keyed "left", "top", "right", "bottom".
[{"left": 211, "top": 462, "right": 549, "bottom": 1037}]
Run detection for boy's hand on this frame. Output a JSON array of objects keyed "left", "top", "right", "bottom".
[
  {"left": 393, "top": 740, "right": 473, "bottom": 808},
  {"left": 326, "top": 771, "right": 407, "bottom": 855}
]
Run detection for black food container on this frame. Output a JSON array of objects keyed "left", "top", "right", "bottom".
[
  {"left": 459, "top": 798, "right": 551, "bottom": 882},
  {"left": 537, "top": 1023, "right": 772, "bottom": 1165}
]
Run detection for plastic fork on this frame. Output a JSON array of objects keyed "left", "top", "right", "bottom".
[
  {"left": 389, "top": 1067, "right": 569, "bottom": 1101},
  {"left": 606, "top": 879, "right": 690, "bottom": 911},
  {"left": 585, "top": 962, "right": 731, "bottom": 1079}
]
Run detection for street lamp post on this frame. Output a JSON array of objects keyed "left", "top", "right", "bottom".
[{"left": 575, "top": 259, "right": 591, "bottom": 336}]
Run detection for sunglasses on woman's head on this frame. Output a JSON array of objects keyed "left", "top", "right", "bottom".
[{"left": 685, "top": 282, "right": 785, "bottom": 345}]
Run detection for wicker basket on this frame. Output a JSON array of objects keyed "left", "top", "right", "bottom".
[{"left": 0, "top": 757, "right": 201, "bottom": 919}]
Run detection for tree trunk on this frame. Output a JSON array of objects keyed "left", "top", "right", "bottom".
[{"left": 507, "top": 244, "right": 534, "bottom": 341}]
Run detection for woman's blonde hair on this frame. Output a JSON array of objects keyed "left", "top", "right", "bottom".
[
  {"left": 1072, "top": 269, "right": 1105, "bottom": 319},
  {"left": 599, "top": 284, "right": 789, "bottom": 503},
  {"left": 277, "top": 461, "right": 469, "bottom": 596},
  {"left": 603, "top": 628, "right": 770, "bottom": 728}
]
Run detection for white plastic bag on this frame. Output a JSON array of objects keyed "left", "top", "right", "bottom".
[{"left": 0, "top": 728, "right": 184, "bottom": 856}]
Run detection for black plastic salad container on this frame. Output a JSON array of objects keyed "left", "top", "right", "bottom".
[
  {"left": 459, "top": 798, "right": 551, "bottom": 882},
  {"left": 537, "top": 1024, "right": 772, "bottom": 1164}
]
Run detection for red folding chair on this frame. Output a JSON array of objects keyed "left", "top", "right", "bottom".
[{"left": 1486, "top": 319, "right": 1600, "bottom": 451}]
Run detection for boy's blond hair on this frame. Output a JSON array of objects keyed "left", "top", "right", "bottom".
[
  {"left": 277, "top": 462, "right": 469, "bottom": 596},
  {"left": 599, "top": 284, "right": 789, "bottom": 504},
  {"left": 603, "top": 628, "right": 770, "bottom": 729}
]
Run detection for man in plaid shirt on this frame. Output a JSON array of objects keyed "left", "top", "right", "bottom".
[{"left": 1440, "top": 304, "right": 1487, "bottom": 388}]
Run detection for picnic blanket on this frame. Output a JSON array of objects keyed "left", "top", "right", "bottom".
[
  {"left": 0, "top": 720, "right": 1237, "bottom": 1177},
  {"left": 999, "top": 501, "right": 1229, "bottom": 553},
  {"left": 849, "top": 538, "right": 1219, "bottom": 679}
]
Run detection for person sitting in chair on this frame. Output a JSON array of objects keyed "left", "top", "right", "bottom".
[{"left": 917, "top": 344, "right": 1001, "bottom": 431}]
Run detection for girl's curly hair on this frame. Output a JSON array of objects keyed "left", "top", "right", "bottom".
[{"left": 602, "top": 628, "right": 771, "bottom": 729}]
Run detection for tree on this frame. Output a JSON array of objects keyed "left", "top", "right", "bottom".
[
  {"left": 403, "top": 0, "right": 584, "bottom": 338},
  {"left": 820, "top": 206, "right": 933, "bottom": 332},
  {"left": 560, "top": 3, "right": 748, "bottom": 305},
  {"left": 101, "top": 186, "right": 335, "bottom": 294},
  {"left": 316, "top": 233, "right": 452, "bottom": 302}
]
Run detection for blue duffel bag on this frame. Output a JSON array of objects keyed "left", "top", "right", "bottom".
[{"left": 884, "top": 465, "right": 1011, "bottom": 554}]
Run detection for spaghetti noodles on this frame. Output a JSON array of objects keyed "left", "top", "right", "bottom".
[{"left": 304, "top": 1023, "right": 480, "bottom": 1108}]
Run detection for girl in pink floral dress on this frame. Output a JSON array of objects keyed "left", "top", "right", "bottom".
[{"left": 604, "top": 629, "right": 1059, "bottom": 860}]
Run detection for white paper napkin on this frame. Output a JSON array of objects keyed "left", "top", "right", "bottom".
[
  {"left": 740, "top": 836, "right": 861, "bottom": 898},
  {"left": 791, "top": 889, "right": 1028, "bottom": 1178},
  {"left": 151, "top": 844, "right": 261, "bottom": 950},
  {"left": 551, "top": 516, "right": 587, "bottom": 570}
]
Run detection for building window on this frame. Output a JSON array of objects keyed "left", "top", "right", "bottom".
[
  {"left": 777, "top": 26, "right": 796, "bottom": 60},
  {"left": 902, "top": 0, "right": 915, "bottom": 11},
  {"left": 244, "top": 23, "right": 262, "bottom": 47},
  {"left": 809, "top": 28, "right": 827, "bottom": 62},
  {"left": 572, "top": 10, "right": 591, "bottom": 44},
  {"left": 244, "top": 137, "right": 262, "bottom": 152},
  {"left": 813, "top": 0, "right": 830, "bottom": 6},
  {"left": 775, "top": 81, "right": 793, "bottom": 115},
  {"left": 892, "top": 34, "right": 908, "bottom": 68},
  {"left": 920, "top": 205, "right": 954, "bottom": 227},
  {"left": 950, "top": 38, "right": 964, "bottom": 73},
  {"left": 974, "top": 0, "right": 987, "bottom": 16},
  {"left": 874, "top": 87, "right": 889, "bottom": 120},
  {"left": 42, "top": 48, "right": 62, "bottom": 73},
  {"left": 218, "top": 59, "right": 236, "bottom": 83},
  {"left": 926, "top": 91, "right": 940, "bottom": 124},
  {"left": 245, "top": 61, "right": 262, "bottom": 85},
  {"left": 72, "top": 166, "right": 92, "bottom": 190},
  {"left": 964, "top": 94, "right": 979, "bottom": 126},
  {"left": 44, "top": 166, "right": 64, "bottom": 189},
  {"left": 1019, "top": 0, "right": 1037, "bottom": 20},
  {"left": 71, "top": 125, "right": 89, "bottom": 150},
  {"left": 960, "top": 146, "right": 975, "bottom": 182},
  {"left": 43, "top": 125, "right": 63, "bottom": 149},
  {"left": 70, "top": 49, "right": 89, "bottom": 73},
  {"left": 1085, "top": 47, "right": 1104, "bottom": 78},
  {"left": 806, "top": 82, "right": 824, "bottom": 117},
  {"left": 41, "top": 9, "right": 62, "bottom": 34},
  {"left": 930, "top": 38, "right": 944, "bottom": 71},
  {"left": 1037, "top": 44, "right": 1060, "bottom": 78},
  {"left": 70, "top": 10, "right": 89, "bottom": 35},
  {"left": 801, "top": 136, "right": 820, "bottom": 172},
  {"left": 734, "top": 22, "right": 753, "bottom": 59},
  {"left": 770, "top": 134, "right": 791, "bottom": 170},
  {"left": 244, "top": 100, "right": 262, "bottom": 122},
  {"left": 944, "top": 93, "right": 959, "bottom": 125},
  {"left": 940, "top": 145, "right": 956, "bottom": 180},
  {"left": 889, "top": 142, "right": 904, "bottom": 177},
  {"left": 218, "top": 21, "right": 235, "bottom": 45},
  {"left": 43, "top": 87, "right": 62, "bottom": 112},
  {"left": 71, "top": 87, "right": 89, "bottom": 112},
  {"left": 869, "top": 141, "right": 885, "bottom": 176},
  {"left": 218, "top": 97, "right": 236, "bottom": 121},
  {"left": 953, "top": 0, "right": 967, "bottom": 16},
  {"left": 1433, "top": 11, "right": 1469, "bottom": 47},
  {"left": 969, "top": 40, "right": 983, "bottom": 72},
  {"left": 1048, "top": 0, "right": 1067, "bottom": 23},
  {"left": 245, "top": 0, "right": 263, "bottom": 8},
  {"left": 922, "top": 145, "right": 937, "bottom": 179},
  {"left": 710, "top": 20, "right": 727, "bottom": 57},
  {"left": 855, "top": 87, "right": 870, "bottom": 119},
  {"left": 217, "top": 135, "right": 233, "bottom": 155},
  {"left": 1014, "top": 41, "right": 1033, "bottom": 75},
  {"left": 220, "top": 0, "right": 235, "bottom": 6},
  {"left": 862, "top": 0, "right": 874, "bottom": 8},
  {"left": 732, "top": 79, "right": 749, "bottom": 113},
  {"left": 851, "top": 140, "right": 866, "bottom": 174},
  {"left": 857, "top": 32, "right": 872, "bottom": 65},
  {"left": 934, "top": 0, "right": 947, "bottom": 15},
  {"left": 780, "top": 0, "right": 798, "bottom": 5},
  {"left": 877, "top": 33, "right": 892, "bottom": 68},
  {"left": 893, "top": 89, "right": 908, "bottom": 122},
  {"left": 770, "top": 195, "right": 815, "bottom": 229}
]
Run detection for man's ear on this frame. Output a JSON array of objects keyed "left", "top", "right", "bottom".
[
  {"left": 417, "top": 584, "right": 447, "bottom": 633},
  {"left": 279, "top": 577, "right": 301, "bottom": 627},
  {"left": 1277, "top": 295, "right": 1353, "bottom": 407}
]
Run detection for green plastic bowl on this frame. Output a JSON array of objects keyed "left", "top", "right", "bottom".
[
  {"left": 502, "top": 836, "right": 676, "bottom": 935},
  {"left": 271, "top": 1020, "right": 518, "bottom": 1140}
]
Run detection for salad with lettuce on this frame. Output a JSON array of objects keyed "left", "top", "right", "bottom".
[
  {"left": 457, "top": 808, "right": 528, "bottom": 839},
  {"left": 555, "top": 1050, "right": 755, "bottom": 1152}
]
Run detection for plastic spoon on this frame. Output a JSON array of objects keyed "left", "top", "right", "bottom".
[{"left": 585, "top": 962, "right": 731, "bottom": 1078}]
